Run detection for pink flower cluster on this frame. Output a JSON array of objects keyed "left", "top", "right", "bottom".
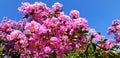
[
  {"left": 107, "top": 20, "right": 120, "bottom": 41},
  {"left": 18, "top": 2, "right": 91, "bottom": 58},
  {"left": 70, "top": 10, "right": 80, "bottom": 18},
  {"left": 0, "top": 2, "right": 119, "bottom": 58}
]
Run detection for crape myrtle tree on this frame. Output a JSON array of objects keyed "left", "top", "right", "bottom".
[{"left": 0, "top": 2, "right": 120, "bottom": 58}]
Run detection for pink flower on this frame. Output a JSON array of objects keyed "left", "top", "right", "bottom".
[
  {"left": 107, "top": 26, "right": 116, "bottom": 35},
  {"left": 60, "top": 26, "right": 68, "bottom": 32},
  {"left": 50, "top": 37, "right": 58, "bottom": 42},
  {"left": 58, "top": 14, "right": 71, "bottom": 21},
  {"left": 52, "top": 2, "right": 63, "bottom": 11},
  {"left": 19, "top": 34, "right": 28, "bottom": 44},
  {"left": 7, "top": 20, "right": 17, "bottom": 27},
  {"left": 50, "top": 37, "right": 60, "bottom": 44},
  {"left": 2, "top": 17, "right": 8, "bottom": 22},
  {"left": 50, "top": 17, "right": 59, "bottom": 26},
  {"left": 115, "top": 33, "right": 120, "bottom": 42},
  {"left": 75, "top": 44, "right": 79, "bottom": 49},
  {"left": 6, "top": 35, "right": 13, "bottom": 41},
  {"left": 10, "top": 30, "right": 22, "bottom": 39},
  {"left": 95, "top": 35, "right": 105, "bottom": 41},
  {"left": 73, "top": 18, "right": 88, "bottom": 28},
  {"left": 116, "top": 43, "right": 120, "bottom": 48},
  {"left": 80, "top": 35, "right": 87, "bottom": 43},
  {"left": 6, "top": 28, "right": 13, "bottom": 33},
  {"left": 112, "top": 20, "right": 120, "bottom": 25},
  {"left": 61, "top": 35, "right": 68, "bottom": 41},
  {"left": 37, "top": 25, "right": 47, "bottom": 34},
  {"left": 18, "top": 2, "right": 31, "bottom": 14},
  {"left": 14, "top": 42, "right": 20, "bottom": 50},
  {"left": 70, "top": 10, "right": 80, "bottom": 18},
  {"left": 25, "top": 21, "right": 40, "bottom": 32},
  {"left": 32, "top": 2, "right": 47, "bottom": 12},
  {"left": 17, "top": 19, "right": 26, "bottom": 30},
  {"left": 44, "top": 46, "right": 52, "bottom": 53},
  {"left": 89, "top": 28, "right": 99, "bottom": 37},
  {"left": 102, "top": 39, "right": 114, "bottom": 49},
  {"left": 116, "top": 25, "right": 120, "bottom": 30}
]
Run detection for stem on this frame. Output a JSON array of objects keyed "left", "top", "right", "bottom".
[
  {"left": 96, "top": 44, "right": 106, "bottom": 50},
  {"left": 85, "top": 35, "right": 94, "bottom": 57},
  {"left": 85, "top": 44, "right": 90, "bottom": 57}
]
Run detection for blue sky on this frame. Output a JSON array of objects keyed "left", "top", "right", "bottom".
[{"left": 0, "top": 0, "right": 120, "bottom": 39}]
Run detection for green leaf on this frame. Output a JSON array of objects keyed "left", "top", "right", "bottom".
[
  {"left": 84, "top": 33, "right": 89, "bottom": 39},
  {"left": 92, "top": 43, "right": 96, "bottom": 52},
  {"left": 49, "top": 52, "right": 57, "bottom": 58},
  {"left": 64, "top": 53, "right": 75, "bottom": 58},
  {"left": 85, "top": 44, "right": 90, "bottom": 57}
]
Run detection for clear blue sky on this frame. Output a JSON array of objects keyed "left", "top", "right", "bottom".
[{"left": 0, "top": 0, "right": 120, "bottom": 39}]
